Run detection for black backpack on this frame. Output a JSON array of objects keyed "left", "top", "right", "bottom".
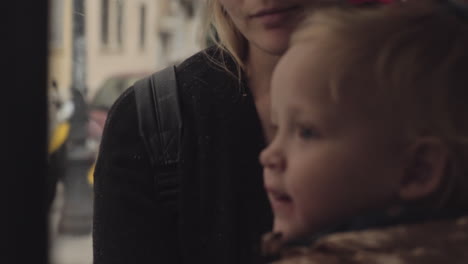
[{"left": 133, "top": 66, "right": 182, "bottom": 206}]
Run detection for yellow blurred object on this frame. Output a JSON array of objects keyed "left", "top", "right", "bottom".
[
  {"left": 88, "top": 162, "right": 95, "bottom": 185},
  {"left": 49, "top": 122, "right": 70, "bottom": 154}
]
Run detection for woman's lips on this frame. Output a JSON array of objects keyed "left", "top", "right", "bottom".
[{"left": 250, "top": 6, "right": 301, "bottom": 28}]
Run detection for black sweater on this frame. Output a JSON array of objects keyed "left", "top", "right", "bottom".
[{"left": 93, "top": 48, "right": 273, "bottom": 264}]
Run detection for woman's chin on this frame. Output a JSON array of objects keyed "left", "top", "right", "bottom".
[{"left": 250, "top": 32, "right": 293, "bottom": 56}]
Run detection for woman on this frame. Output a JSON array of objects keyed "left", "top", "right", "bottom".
[{"left": 93, "top": 1, "right": 341, "bottom": 264}]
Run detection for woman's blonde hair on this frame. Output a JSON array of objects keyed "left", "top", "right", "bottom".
[
  {"left": 291, "top": 0, "right": 468, "bottom": 211},
  {"left": 203, "top": 0, "right": 248, "bottom": 78}
]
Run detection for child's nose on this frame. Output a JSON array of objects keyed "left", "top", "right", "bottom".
[{"left": 260, "top": 145, "right": 286, "bottom": 172}]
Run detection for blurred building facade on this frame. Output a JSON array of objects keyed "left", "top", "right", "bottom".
[
  {"left": 48, "top": 0, "right": 205, "bottom": 101},
  {"left": 156, "top": 0, "right": 206, "bottom": 67},
  {"left": 86, "top": 0, "right": 159, "bottom": 98},
  {"left": 49, "top": 0, "right": 73, "bottom": 101},
  {"left": 47, "top": 2, "right": 206, "bottom": 262}
]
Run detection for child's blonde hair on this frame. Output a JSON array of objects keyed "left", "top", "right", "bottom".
[{"left": 292, "top": 0, "right": 468, "bottom": 211}]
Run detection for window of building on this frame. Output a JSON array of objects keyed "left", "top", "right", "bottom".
[
  {"left": 139, "top": 4, "right": 146, "bottom": 50},
  {"left": 116, "top": 0, "right": 123, "bottom": 47},
  {"left": 101, "top": 0, "right": 109, "bottom": 45}
]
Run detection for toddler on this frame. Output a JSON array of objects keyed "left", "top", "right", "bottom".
[{"left": 261, "top": 1, "right": 468, "bottom": 263}]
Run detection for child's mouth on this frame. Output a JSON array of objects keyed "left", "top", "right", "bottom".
[
  {"left": 273, "top": 192, "right": 292, "bottom": 202},
  {"left": 264, "top": 185, "right": 294, "bottom": 214},
  {"left": 267, "top": 188, "right": 292, "bottom": 203}
]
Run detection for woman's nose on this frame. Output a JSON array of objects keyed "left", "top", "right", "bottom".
[{"left": 260, "top": 144, "right": 286, "bottom": 172}]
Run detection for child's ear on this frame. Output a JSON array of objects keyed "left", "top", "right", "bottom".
[{"left": 399, "top": 137, "right": 448, "bottom": 201}]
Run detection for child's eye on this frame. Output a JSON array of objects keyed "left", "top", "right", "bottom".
[{"left": 297, "top": 125, "right": 320, "bottom": 140}]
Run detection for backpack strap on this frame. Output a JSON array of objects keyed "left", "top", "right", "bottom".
[
  {"left": 134, "top": 65, "right": 182, "bottom": 203},
  {"left": 134, "top": 65, "right": 182, "bottom": 166}
]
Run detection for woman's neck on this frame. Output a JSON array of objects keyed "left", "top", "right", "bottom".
[
  {"left": 245, "top": 44, "right": 281, "bottom": 100},
  {"left": 245, "top": 43, "right": 281, "bottom": 142}
]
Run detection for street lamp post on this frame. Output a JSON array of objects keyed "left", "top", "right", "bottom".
[
  {"left": 72, "top": 0, "right": 86, "bottom": 95},
  {"left": 58, "top": 0, "right": 94, "bottom": 235}
]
